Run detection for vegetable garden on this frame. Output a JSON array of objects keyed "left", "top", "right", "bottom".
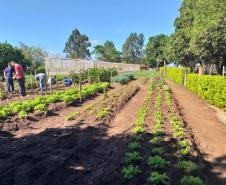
[{"left": 0, "top": 70, "right": 225, "bottom": 185}]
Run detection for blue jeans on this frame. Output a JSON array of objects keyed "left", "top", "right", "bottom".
[{"left": 6, "top": 78, "right": 14, "bottom": 92}]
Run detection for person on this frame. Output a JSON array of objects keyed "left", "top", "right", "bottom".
[
  {"left": 64, "top": 77, "right": 73, "bottom": 86},
  {"left": 3, "top": 62, "right": 15, "bottom": 93},
  {"left": 35, "top": 73, "right": 46, "bottom": 94},
  {"left": 47, "top": 76, "right": 57, "bottom": 85},
  {"left": 11, "top": 61, "right": 26, "bottom": 97}
]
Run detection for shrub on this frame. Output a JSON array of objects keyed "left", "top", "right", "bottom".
[
  {"left": 186, "top": 74, "right": 226, "bottom": 108},
  {"left": 160, "top": 67, "right": 190, "bottom": 85},
  {"left": 180, "top": 176, "right": 204, "bottom": 185},
  {"left": 148, "top": 171, "right": 170, "bottom": 185},
  {"left": 112, "top": 72, "right": 134, "bottom": 84},
  {"left": 121, "top": 165, "right": 141, "bottom": 180}
]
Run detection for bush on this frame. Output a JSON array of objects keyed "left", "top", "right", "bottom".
[{"left": 186, "top": 74, "right": 226, "bottom": 108}]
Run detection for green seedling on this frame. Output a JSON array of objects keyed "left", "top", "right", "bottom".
[
  {"left": 125, "top": 151, "right": 143, "bottom": 163},
  {"left": 128, "top": 142, "right": 141, "bottom": 150},
  {"left": 18, "top": 110, "right": 28, "bottom": 119},
  {"left": 180, "top": 176, "right": 204, "bottom": 185},
  {"left": 151, "top": 147, "right": 165, "bottom": 155},
  {"left": 150, "top": 136, "right": 162, "bottom": 145},
  {"left": 148, "top": 171, "right": 170, "bottom": 185},
  {"left": 176, "top": 160, "right": 199, "bottom": 172},
  {"left": 121, "top": 165, "right": 141, "bottom": 180},
  {"left": 147, "top": 155, "right": 170, "bottom": 169}
]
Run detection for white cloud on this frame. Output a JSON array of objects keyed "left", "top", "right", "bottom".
[{"left": 90, "top": 39, "right": 100, "bottom": 46}]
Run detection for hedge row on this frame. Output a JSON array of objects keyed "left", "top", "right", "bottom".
[
  {"left": 159, "top": 67, "right": 189, "bottom": 85},
  {"left": 160, "top": 67, "right": 226, "bottom": 109},
  {"left": 186, "top": 74, "right": 226, "bottom": 108}
]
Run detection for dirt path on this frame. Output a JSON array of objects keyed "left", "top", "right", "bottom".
[
  {"left": 0, "top": 82, "right": 147, "bottom": 185},
  {"left": 167, "top": 80, "right": 226, "bottom": 182}
]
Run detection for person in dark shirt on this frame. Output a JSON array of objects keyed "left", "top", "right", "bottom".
[{"left": 4, "top": 62, "right": 15, "bottom": 93}]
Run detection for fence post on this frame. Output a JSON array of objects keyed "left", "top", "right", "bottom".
[
  {"left": 223, "top": 66, "right": 225, "bottom": 76},
  {"left": 183, "top": 68, "right": 187, "bottom": 87}
]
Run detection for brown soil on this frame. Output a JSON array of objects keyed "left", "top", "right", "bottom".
[
  {"left": 0, "top": 81, "right": 148, "bottom": 185},
  {"left": 167, "top": 80, "right": 226, "bottom": 184}
]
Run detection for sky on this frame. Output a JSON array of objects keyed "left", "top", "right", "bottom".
[{"left": 0, "top": 0, "right": 182, "bottom": 55}]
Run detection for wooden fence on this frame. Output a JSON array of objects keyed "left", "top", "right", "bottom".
[{"left": 45, "top": 58, "right": 141, "bottom": 75}]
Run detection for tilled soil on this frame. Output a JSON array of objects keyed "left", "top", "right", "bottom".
[{"left": 0, "top": 81, "right": 148, "bottom": 185}]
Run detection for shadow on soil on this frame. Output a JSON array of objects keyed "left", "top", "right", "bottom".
[{"left": 0, "top": 122, "right": 225, "bottom": 185}]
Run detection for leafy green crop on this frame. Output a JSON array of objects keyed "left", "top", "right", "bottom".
[
  {"left": 147, "top": 155, "right": 170, "bottom": 169},
  {"left": 128, "top": 142, "right": 141, "bottom": 150},
  {"left": 176, "top": 160, "right": 199, "bottom": 172},
  {"left": 121, "top": 165, "right": 141, "bottom": 180},
  {"left": 18, "top": 110, "right": 28, "bottom": 119},
  {"left": 151, "top": 147, "right": 165, "bottom": 155},
  {"left": 148, "top": 171, "right": 170, "bottom": 185},
  {"left": 124, "top": 151, "right": 143, "bottom": 163},
  {"left": 180, "top": 176, "right": 203, "bottom": 185}
]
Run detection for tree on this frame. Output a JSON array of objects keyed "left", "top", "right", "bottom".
[
  {"left": 93, "top": 40, "right": 121, "bottom": 62},
  {"left": 122, "top": 33, "right": 144, "bottom": 64},
  {"left": 19, "top": 42, "right": 48, "bottom": 71},
  {"left": 64, "top": 28, "right": 91, "bottom": 59},
  {"left": 171, "top": 0, "right": 226, "bottom": 72},
  {"left": 0, "top": 42, "right": 26, "bottom": 75},
  {"left": 145, "top": 34, "right": 169, "bottom": 67}
]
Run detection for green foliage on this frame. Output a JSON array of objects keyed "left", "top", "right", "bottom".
[
  {"left": 121, "top": 165, "right": 141, "bottom": 180},
  {"left": 93, "top": 40, "right": 121, "bottom": 62},
  {"left": 147, "top": 155, "right": 170, "bottom": 169},
  {"left": 112, "top": 72, "right": 134, "bottom": 84},
  {"left": 186, "top": 74, "right": 226, "bottom": 108},
  {"left": 172, "top": 0, "right": 226, "bottom": 68},
  {"left": 34, "top": 103, "right": 48, "bottom": 112},
  {"left": 81, "top": 68, "right": 117, "bottom": 83},
  {"left": 96, "top": 107, "right": 110, "bottom": 119},
  {"left": 180, "top": 176, "right": 204, "bottom": 185},
  {"left": 0, "top": 82, "right": 109, "bottom": 118},
  {"left": 19, "top": 42, "right": 47, "bottom": 71},
  {"left": 64, "top": 28, "right": 91, "bottom": 59},
  {"left": 132, "top": 134, "right": 143, "bottom": 142},
  {"left": 122, "top": 33, "right": 144, "bottom": 64},
  {"left": 176, "top": 160, "right": 199, "bottom": 172},
  {"left": 64, "top": 112, "right": 80, "bottom": 121},
  {"left": 133, "top": 106, "right": 148, "bottom": 134},
  {"left": 151, "top": 147, "right": 165, "bottom": 155},
  {"left": 150, "top": 136, "right": 162, "bottom": 145},
  {"left": 145, "top": 34, "right": 170, "bottom": 67},
  {"left": 124, "top": 151, "right": 143, "bottom": 163},
  {"left": 160, "top": 67, "right": 190, "bottom": 85},
  {"left": 148, "top": 171, "right": 170, "bottom": 185},
  {"left": 18, "top": 110, "right": 28, "bottom": 119},
  {"left": 0, "top": 42, "right": 27, "bottom": 74},
  {"left": 128, "top": 142, "right": 141, "bottom": 150}
]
